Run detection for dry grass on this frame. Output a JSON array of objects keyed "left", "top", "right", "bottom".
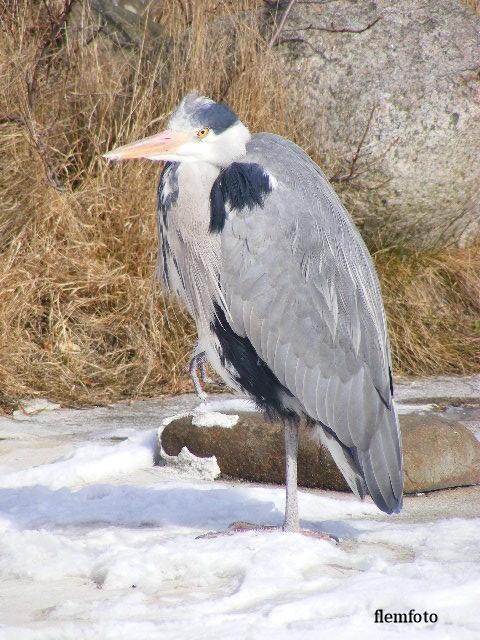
[
  {"left": 0, "top": 0, "right": 302, "bottom": 406},
  {"left": 462, "top": 0, "right": 480, "bottom": 14},
  {"left": 377, "top": 247, "right": 480, "bottom": 376},
  {"left": 0, "top": 0, "right": 479, "bottom": 409}
]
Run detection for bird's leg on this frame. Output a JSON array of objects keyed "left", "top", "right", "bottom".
[
  {"left": 280, "top": 421, "right": 337, "bottom": 540},
  {"left": 199, "top": 417, "right": 337, "bottom": 542},
  {"left": 187, "top": 340, "right": 224, "bottom": 400},
  {"left": 188, "top": 349, "right": 208, "bottom": 402},
  {"left": 283, "top": 419, "right": 300, "bottom": 532},
  {"left": 199, "top": 356, "right": 218, "bottom": 385}
]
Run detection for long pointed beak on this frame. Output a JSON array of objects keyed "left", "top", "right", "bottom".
[{"left": 103, "top": 129, "right": 191, "bottom": 161}]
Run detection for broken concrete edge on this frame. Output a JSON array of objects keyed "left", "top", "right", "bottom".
[
  {"left": 394, "top": 374, "right": 480, "bottom": 403},
  {"left": 157, "top": 409, "right": 242, "bottom": 480}
]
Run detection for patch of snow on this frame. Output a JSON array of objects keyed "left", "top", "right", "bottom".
[
  {"left": 94, "top": 427, "right": 144, "bottom": 441},
  {"left": 0, "top": 431, "right": 157, "bottom": 490},
  {"left": 14, "top": 398, "right": 61, "bottom": 418},
  {"left": 156, "top": 412, "right": 222, "bottom": 479},
  {"left": 0, "top": 477, "right": 479, "bottom": 639},
  {"left": 159, "top": 412, "right": 191, "bottom": 430},
  {"left": 196, "top": 397, "right": 258, "bottom": 414},
  {"left": 0, "top": 422, "right": 61, "bottom": 440},
  {"left": 192, "top": 411, "right": 239, "bottom": 428},
  {"left": 0, "top": 396, "right": 479, "bottom": 639},
  {"left": 162, "top": 446, "right": 221, "bottom": 481},
  {"left": 396, "top": 403, "right": 435, "bottom": 414},
  {"left": 20, "top": 397, "right": 62, "bottom": 414}
]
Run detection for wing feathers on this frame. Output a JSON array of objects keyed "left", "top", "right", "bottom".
[
  {"left": 218, "top": 134, "right": 403, "bottom": 513},
  {"left": 314, "top": 375, "right": 330, "bottom": 425},
  {"left": 329, "top": 375, "right": 354, "bottom": 446},
  {"left": 315, "top": 426, "right": 366, "bottom": 500},
  {"left": 295, "top": 361, "right": 308, "bottom": 407},
  {"left": 303, "top": 367, "right": 321, "bottom": 418},
  {"left": 272, "top": 340, "right": 291, "bottom": 387},
  {"left": 266, "top": 329, "right": 280, "bottom": 370},
  {"left": 285, "top": 352, "right": 299, "bottom": 396}
]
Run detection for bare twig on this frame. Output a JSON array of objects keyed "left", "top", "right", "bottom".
[
  {"left": 2, "top": 91, "right": 67, "bottom": 192},
  {"left": 220, "top": 0, "right": 300, "bottom": 100},
  {"left": 331, "top": 104, "right": 377, "bottom": 184},
  {"left": 19, "top": 0, "right": 80, "bottom": 191},
  {"left": 276, "top": 37, "right": 340, "bottom": 62},
  {"left": 175, "top": 0, "right": 191, "bottom": 24},
  {"left": 267, "top": 0, "right": 298, "bottom": 49},
  {"left": 328, "top": 134, "right": 399, "bottom": 193},
  {"left": 24, "top": 115, "right": 67, "bottom": 192},
  {"left": 362, "top": 177, "right": 393, "bottom": 191},
  {"left": 27, "top": 0, "right": 76, "bottom": 108},
  {"left": 283, "top": 16, "right": 382, "bottom": 35},
  {"left": 41, "top": 0, "right": 57, "bottom": 24},
  {"left": 220, "top": 0, "right": 297, "bottom": 100},
  {"left": 66, "top": 21, "right": 104, "bottom": 58},
  {"left": 82, "top": 24, "right": 104, "bottom": 47},
  {"left": 0, "top": 115, "right": 26, "bottom": 126},
  {"left": 296, "top": 0, "right": 342, "bottom": 4}
]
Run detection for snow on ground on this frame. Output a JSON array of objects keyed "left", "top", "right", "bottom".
[{"left": 0, "top": 394, "right": 479, "bottom": 639}]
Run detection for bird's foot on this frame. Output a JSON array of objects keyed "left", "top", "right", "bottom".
[
  {"left": 187, "top": 348, "right": 224, "bottom": 400},
  {"left": 187, "top": 351, "right": 209, "bottom": 401},
  {"left": 199, "top": 360, "right": 220, "bottom": 386},
  {"left": 196, "top": 521, "right": 339, "bottom": 542}
]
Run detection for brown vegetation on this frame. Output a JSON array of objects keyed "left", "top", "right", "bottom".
[
  {"left": 0, "top": 0, "right": 479, "bottom": 408},
  {"left": 463, "top": 0, "right": 480, "bottom": 14},
  {"left": 377, "top": 248, "right": 480, "bottom": 376}
]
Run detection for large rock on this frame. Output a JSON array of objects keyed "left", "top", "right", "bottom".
[
  {"left": 271, "top": 0, "right": 480, "bottom": 247},
  {"left": 162, "top": 412, "right": 349, "bottom": 490},
  {"left": 160, "top": 411, "right": 480, "bottom": 494},
  {"left": 401, "top": 414, "right": 480, "bottom": 492},
  {"left": 77, "top": 0, "right": 167, "bottom": 49}
]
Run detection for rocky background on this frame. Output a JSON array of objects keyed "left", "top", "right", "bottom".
[{"left": 85, "top": 0, "right": 480, "bottom": 247}]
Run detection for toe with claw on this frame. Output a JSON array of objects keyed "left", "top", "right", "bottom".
[
  {"left": 187, "top": 341, "right": 223, "bottom": 400},
  {"left": 197, "top": 521, "right": 339, "bottom": 542}
]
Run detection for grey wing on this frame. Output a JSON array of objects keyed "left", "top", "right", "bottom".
[{"left": 220, "top": 133, "right": 403, "bottom": 513}]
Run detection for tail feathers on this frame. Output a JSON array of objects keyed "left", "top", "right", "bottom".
[
  {"left": 314, "top": 415, "right": 403, "bottom": 515},
  {"left": 357, "top": 426, "right": 403, "bottom": 515},
  {"left": 315, "top": 425, "right": 366, "bottom": 500}
]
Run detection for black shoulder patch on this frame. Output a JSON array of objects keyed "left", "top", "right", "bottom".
[{"left": 209, "top": 162, "right": 272, "bottom": 233}]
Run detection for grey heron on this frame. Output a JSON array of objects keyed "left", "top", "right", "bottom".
[{"left": 105, "top": 92, "right": 403, "bottom": 533}]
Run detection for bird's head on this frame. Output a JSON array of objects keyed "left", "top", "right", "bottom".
[{"left": 104, "top": 92, "right": 251, "bottom": 168}]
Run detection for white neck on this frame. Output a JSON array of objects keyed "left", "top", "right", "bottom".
[
  {"left": 173, "top": 121, "right": 251, "bottom": 168},
  {"left": 206, "top": 121, "right": 251, "bottom": 167}
]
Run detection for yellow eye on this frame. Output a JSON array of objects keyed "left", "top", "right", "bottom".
[{"left": 196, "top": 127, "right": 209, "bottom": 139}]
